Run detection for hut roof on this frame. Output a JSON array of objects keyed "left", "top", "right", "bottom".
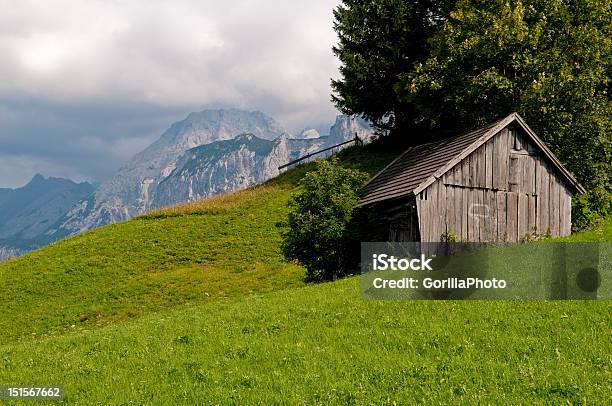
[{"left": 359, "top": 113, "right": 585, "bottom": 206}]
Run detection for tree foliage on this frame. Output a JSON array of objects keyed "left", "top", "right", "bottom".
[
  {"left": 331, "top": 0, "right": 452, "bottom": 137},
  {"left": 281, "top": 159, "right": 369, "bottom": 282},
  {"left": 333, "top": 0, "right": 611, "bottom": 227}
]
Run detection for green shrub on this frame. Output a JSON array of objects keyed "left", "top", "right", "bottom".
[{"left": 280, "top": 158, "right": 369, "bottom": 282}]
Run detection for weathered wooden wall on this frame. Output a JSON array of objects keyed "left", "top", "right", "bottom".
[{"left": 416, "top": 126, "right": 572, "bottom": 243}]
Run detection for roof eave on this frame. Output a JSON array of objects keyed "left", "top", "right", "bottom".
[{"left": 357, "top": 191, "right": 416, "bottom": 208}]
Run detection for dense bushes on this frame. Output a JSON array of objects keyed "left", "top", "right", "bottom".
[{"left": 280, "top": 159, "right": 369, "bottom": 282}]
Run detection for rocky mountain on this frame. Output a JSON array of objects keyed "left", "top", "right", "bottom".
[
  {"left": 48, "top": 109, "right": 287, "bottom": 236},
  {"left": 152, "top": 133, "right": 329, "bottom": 208},
  {"left": 10, "top": 109, "right": 375, "bottom": 256},
  {"left": 298, "top": 129, "right": 321, "bottom": 139},
  {"left": 150, "top": 117, "right": 372, "bottom": 209},
  {"left": 0, "top": 175, "right": 94, "bottom": 260}
]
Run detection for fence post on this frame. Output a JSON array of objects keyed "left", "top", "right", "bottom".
[{"left": 354, "top": 133, "right": 363, "bottom": 147}]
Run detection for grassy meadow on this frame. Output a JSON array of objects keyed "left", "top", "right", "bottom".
[{"left": 0, "top": 144, "right": 610, "bottom": 404}]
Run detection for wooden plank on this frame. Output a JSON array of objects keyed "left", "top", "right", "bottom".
[
  {"left": 498, "top": 128, "right": 509, "bottom": 189},
  {"left": 566, "top": 195, "right": 572, "bottom": 236},
  {"left": 461, "top": 187, "right": 469, "bottom": 241},
  {"left": 537, "top": 158, "right": 550, "bottom": 235},
  {"left": 515, "top": 129, "right": 524, "bottom": 151},
  {"left": 519, "top": 129, "right": 531, "bottom": 152},
  {"left": 559, "top": 187, "right": 571, "bottom": 236},
  {"left": 472, "top": 188, "right": 479, "bottom": 242},
  {"left": 447, "top": 185, "right": 455, "bottom": 237},
  {"left": 453, "top": 164, "right": 461, "bottom": 186},
  {"left": 479, "top": 190, "right": 486, "bottom": 242},
  {"left": 474, "top": 189, "right": 482, "bottom": 242},
  {"left": 525, "top": 131, "right": 536, "bottom": 154},
  {"left": 416, "top": 197, "right": 423, "bottom": 243},
  {"left": 482, "top": 189, "right": 489, "bottom": 242},
  {"left": 477, "top": 145, "right": 487, "bottom": 188},
  {"left": 507, "top": 192, "right": 518, "bottom": 242},
  {"left": 528, "top": 194, "right": 537, "bottom": 234},
  {"left": 454, "top": 186, "right": 462, "bottom": 238},
  {"left": 425, "top": 193, "right": 431, "bottom": 243},
  {"left": 479, "top": 189, "right": 486, "bottom": 242},
  {"left": 421, "top": 195, "right": 428, "bottom": 242},
  {"left": 550, "top": 175, "right": 560, "bottom": 237},
  {"left": 462, "top": 157, "right": 470, "bottom": 187},
  {"left": 533, "top": 152, "right": 539, "bottom": 196},
  {"left": 469, "top": 154, "right": 477, "bottom": 187},
  {"left": 496, "top": 191, "right": 507, "bottom": 242},
  {"left": 509, "top": 155, "right": 519, "bottom": 192},
  {"left": 438, "top": 181, "right": 447, "bottom": 239},
  {"left": 489, "top": 189, "right": 497, "bottom": 242},
  {"left": 481, "top": 189, "right": 494, "bottom": 242},
  {"left": 444, "top": 166, "right": 457, "bottom": 186},
  {"left": 491, "top": 133, "right": 499, "bottom": 189},
  {"left": 432, "top": 183, "right": 439, "bottom": 241},
  {"left": 465, "top": 189, "right": 473, "bottom": 241},
  {"left": 511, "top": 127, "right": 519, "bottom": 151},
  {"left": 521, "top": 155, "right": 534, "bottom": 194},
  {"left": 443, "top": 170, "right": 451, "bottom": 185},
  {"left": 481, "top": 190, "right": 489, "bottom": 242},
  {"left": 485, "top": 139, "right": 493, "bottom": 189},
  {"left": 529, "top": 156, "right": 537, "bottom": 195},
  {"left": 425, "top": 184, "right": 434, "bottom": 242},
  {"left": 518, "top": 193, "right": 528, "bottom": 239}
]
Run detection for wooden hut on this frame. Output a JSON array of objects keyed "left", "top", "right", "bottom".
[{"left": 359, "top": 113, "right": 585, "bottom": 243}]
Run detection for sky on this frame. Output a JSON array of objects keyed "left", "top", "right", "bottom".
[{"left": 0, "top": 0, "right": 341, "bottom": 188}]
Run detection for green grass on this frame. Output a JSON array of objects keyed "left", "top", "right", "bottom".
[
  {"left": 1, "top": 264, "right": 610, "bottom": 404},
  {"left": 0, "top": 145, "right": 397, "bottom": 343},
  {"left": 0, "top": 144, "right": 609, "bottom": 404}
]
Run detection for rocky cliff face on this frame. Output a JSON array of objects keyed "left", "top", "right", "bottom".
[
  {"left": 0, "top": 175, "right": 94, "bottom": 260},
  {"left": 39, "top": 109, "right": 374, "bottom": 250},
  {"left": 152, "top": 134, "right": 329, "bottom": 208}
]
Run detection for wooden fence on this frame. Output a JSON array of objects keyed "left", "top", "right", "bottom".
[{"left": 278, "top": 135, "right": 363, "bottom": 171}]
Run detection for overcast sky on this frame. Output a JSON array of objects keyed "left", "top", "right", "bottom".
[{"left": 0, "top": 0, "right": 341, "bottom": 188}]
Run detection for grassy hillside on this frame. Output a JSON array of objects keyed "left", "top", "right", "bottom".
[
  {"left": 0, "top": 145, "right": 397, "bottom": 342},
  {"left": 0, "top": 220, "right": 610, "bottom": 404},
  {"left": 0, "top": 144, "right": 609, "bottom": 404}
]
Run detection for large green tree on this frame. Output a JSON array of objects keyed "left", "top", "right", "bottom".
[
  {"left": 402, "top": 0, "right": 611, "bottom": 228},
  {"left": 331, "top": 0, "right": 451, "bottom": 138},
  {"left": 333, "top": 0, "right": 611, "bottom": 227}
]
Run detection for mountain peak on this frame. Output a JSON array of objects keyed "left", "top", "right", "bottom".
[
  {"left": 299, "top": 129, "right": 320, "bottom": 139},
  {"left": 22, "top": 174, "right": 48, "bottom": 189},
  {"left": 159, "top": 108, "right": 285, "bottom": 148}
]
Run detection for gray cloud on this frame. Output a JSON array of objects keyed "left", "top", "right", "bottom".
[{"left": 0, "top": 0, "right": 341, "bottom": 187}]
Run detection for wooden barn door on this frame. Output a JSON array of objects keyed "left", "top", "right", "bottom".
[
  {"left": 507, "top": 152, "right": 538, "bottom": 241},
  {"left": 449, "top": 187, "right": 537, "bottom": 243},
  {"left": 500, "top": 191, "right": 538, "bottom": 243},
  {"left": 445, "top": 185, "right": 500, "bottom": 243}
]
